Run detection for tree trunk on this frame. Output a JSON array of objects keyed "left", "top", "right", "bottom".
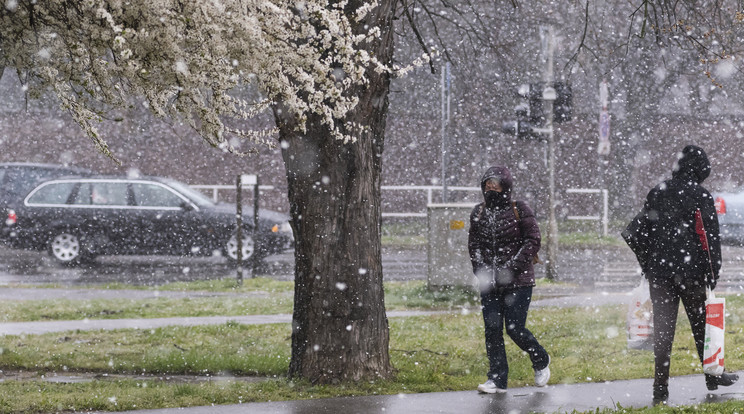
[{"left": 276, "top": 0, "right": 396, "bottom": 384}]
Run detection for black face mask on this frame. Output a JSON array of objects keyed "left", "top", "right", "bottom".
[{"left": 485, "top": 190, "right": 507, "bottom": 208}]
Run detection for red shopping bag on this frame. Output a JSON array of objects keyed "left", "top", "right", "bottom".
[{"left": 703, "top": 289, "right": 725, "bottom": 376}]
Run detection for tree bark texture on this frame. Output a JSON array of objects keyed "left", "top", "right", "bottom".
[{"left": 277, "top": 0, "right": 397, "bottom": 383}]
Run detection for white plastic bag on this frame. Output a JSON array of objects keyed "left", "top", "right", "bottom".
[
  {"left": 627, "top": 278, "right": 654, "bottom": 351},
  {"left": 703, "top": 289, "right": 726, "bottom": 376}
]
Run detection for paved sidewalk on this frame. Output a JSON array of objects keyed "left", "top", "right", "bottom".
[
  {"left": 114, "top": 373, "right": 744, "bottom": 413},
  {"left": 0, "top": 287, "right": 249, "bottom": 301},
  {"left": 0, "top": 292, "right": 632, "bottom": 336},
  {"left": 0, "top": 310, "right": 458, "bottom": 336}
]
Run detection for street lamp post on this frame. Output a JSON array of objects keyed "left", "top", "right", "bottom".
[
  {"left": 530, "top": 86, "right": 558, "bottom": 280},
  {"left": 441, "top": 62, "right": 451, "bottom": 203},
  {"left": 541, "top": 25, "right": 558, "bottom": 280},
  {"left": 543, "top": 87, "right": 558, "bottom": 280},
  {"left": 502, "top": 26, "right": 562, "bottom": 280}
]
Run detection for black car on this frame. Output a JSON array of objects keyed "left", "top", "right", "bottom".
[
  {"left": 0, "top": 162, "right": 93, "bottom": 209},
  {"left": 2, "top": 175, "right": 293, "bottom": 265}
]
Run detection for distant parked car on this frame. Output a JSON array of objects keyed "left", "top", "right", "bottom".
[
  {"left": 714, "top": 190, "right": 744, "bottom": 245},
  {"left": 0, "top": 162, "right": 93, "bottom": 209},
  {"left": 1, "top": 175, "right": 293, "bottom": 265}
]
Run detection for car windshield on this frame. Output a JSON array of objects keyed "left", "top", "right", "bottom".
[{"left": 163, "top": 179, "right": 215, "bottom": 208}]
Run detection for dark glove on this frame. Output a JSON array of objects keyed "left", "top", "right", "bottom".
[{"left": 707, "top": 275, "right": 717, "bottom": 290}]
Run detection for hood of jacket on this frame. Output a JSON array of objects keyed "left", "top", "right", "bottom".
[
  {"left": 672, "top": 145, "right": 711, "bottom": 184},
  {"left": 480, "top": 166, "right": 513, "bottom": 206}
]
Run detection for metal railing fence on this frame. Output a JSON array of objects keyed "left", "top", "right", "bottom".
[
  {"left": 191, "top": 184, "right": 275, "bottom": 203},
  {"left": 565, "top": 188, "right": 609, "bottom": 236},
  {"left": 190, "top": 184, "right": 608, "bottom": 235},
  {"left": 379, "top": 186, "right": 480, "bottom": 217}
]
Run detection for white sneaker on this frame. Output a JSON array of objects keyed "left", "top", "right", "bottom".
[
  {"left": 477, "top": 379, "right": 506, "bottom": 394},
  {"left": 534, "top": 356, "right": 551, "bottom": 387}
]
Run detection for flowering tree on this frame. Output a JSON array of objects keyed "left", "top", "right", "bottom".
[
  {"left": 0, "top": 0, "right": 389, "bottom": 155},
  {"left": 0, "top": 0, "right": 412, "bottom": 382}
]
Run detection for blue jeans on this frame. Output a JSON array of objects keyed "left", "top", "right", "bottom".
[{"left": 481, "top": 286, "right": 549, "bottom": 388}]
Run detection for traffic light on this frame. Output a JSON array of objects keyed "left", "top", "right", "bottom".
[
  {"left": 501, "top": 83, "right": 539, "bottom": 138},
  {"left": 527, "top": 81, "right": 572, "bottom": 124},
  {"left": 501, "top": 82, "right": 572, "bottom": 139},
  {"left": 553, "top": 81, "right": 572, "bottom": 122}
]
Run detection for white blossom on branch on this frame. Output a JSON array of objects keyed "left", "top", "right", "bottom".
[{"left": 0, "top": 0, "right": 402, "bottom": 161}]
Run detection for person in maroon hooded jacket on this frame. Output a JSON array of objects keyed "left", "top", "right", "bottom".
[{"left": 468, "top": 166, "right": 550, "bottom": 393}]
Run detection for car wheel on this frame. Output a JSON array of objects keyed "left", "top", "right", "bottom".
[
  {"left": 224, "top": 232, "right": 255, "bottom": 264},
  {"left": 48, "top": 231, "right": 85, "bottom": 265}
]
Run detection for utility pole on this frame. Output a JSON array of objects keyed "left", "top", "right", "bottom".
[
  {"left": 441, "top": 61, "right": 451, "bottom": 203},
  {"left": 236, "top": 174, "right": 243, "bottom": 285},
  {"left": 597, "top": 80, "right": 611, "bottom": 235},
  {"left": 252, "top": 176, "right": 260, "bottom": 278},
  {"left": 541, "top": 26, "right": 559, "bottom": 280}
]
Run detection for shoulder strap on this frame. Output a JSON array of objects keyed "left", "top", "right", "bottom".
[
  {"left": 478, "top": 203, "right": 484, "bottom": 220},
  {"left": 512, "top": 200, "right": 541, "bottom": 264},
  {"left": 512, "top": 201, "right": 520, "bottom": 221}
]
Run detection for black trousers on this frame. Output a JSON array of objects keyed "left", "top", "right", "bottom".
[
  {"left": 648, "top": 277, "right": 707, "bottom": 387},
  {"left": 480, "top": 286, "right": 549, "bottom": 389}
]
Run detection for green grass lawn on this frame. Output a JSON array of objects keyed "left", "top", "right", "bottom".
[
  {"left": 0, "top": 280, "right": 480, "bottom": 322},
  {"left": 589, "top": 402, "right": 744, "bottom": 414},
  {"left": 1, "top": 294, "right": 744, "bottom": 412},
  {"left": 0, "top": 295, "right": 294, "bottom": 322},
  {"left": 96, "top": 277, "right": 295, "bottom": 293}
]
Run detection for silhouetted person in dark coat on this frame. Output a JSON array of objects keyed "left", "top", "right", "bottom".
[{"left": 624, "top": 145, "right": 737, "bottom": 404}]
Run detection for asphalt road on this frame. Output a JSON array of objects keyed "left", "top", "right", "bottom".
[
  {"left": 0, "top": 245, "right": 427, "bottom": 286},
  {"left": 2, "top": 243, "right": 744, "bottom": 292}
]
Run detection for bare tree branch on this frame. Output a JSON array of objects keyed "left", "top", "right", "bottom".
[
  {"left": 401, "top": 0, "right": 436, "bottom": 73},
  {"left": 564, "top": 0, "right": 596, "bottom": 75}
]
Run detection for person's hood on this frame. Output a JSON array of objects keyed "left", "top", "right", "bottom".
[
  {"left": 672, "top": 145, "right": 711, "bottom": 184},
  {"left": 480, "top": 166, "right": 513, "bottom": 200}
]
